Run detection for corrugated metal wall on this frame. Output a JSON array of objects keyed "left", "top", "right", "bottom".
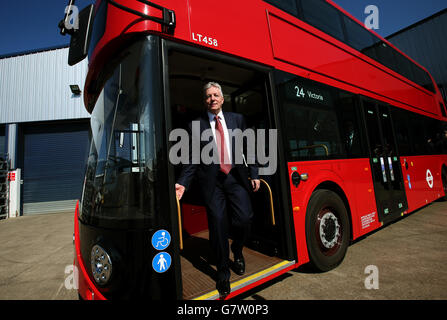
[
  {"left": 0, "top": 47, "right": 90, "bottom": 123},
  {"left": 387, "top": 10, "right": 447, "bottom": 103},
  {"left": 0, "top": 47, "right": 92, "bottom": 215}
]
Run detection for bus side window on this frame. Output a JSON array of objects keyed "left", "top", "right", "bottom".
[
  {"left": 335, "top": 93, "right": 364, "bottom": 158},
  {"left": 343, "top": 120, "right": 356, "bottom": 154},
  {"left": 276, "top": 74, "right": 344, "bottom": 161},
  {"left": 299, "top": 0, "right": 346, "bottom": 43},
  {"left": 392, "top": 108, "right": 412, "bottom": 156},
  {"left": 284, "top": 106, "right": 342, "bottom": 160},
  {"left": 407, "top": 113, "right": 426, "bottom": 155},
  {"left": 264, "top": 0, "right": 299, "bottom": 17},
  {"left": 425, "top": 118, "right": 447, "bottom": 155},
  {"left": 442, "top": 125, "right": 447, "bottom": 154}
]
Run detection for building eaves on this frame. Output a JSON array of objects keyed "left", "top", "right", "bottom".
[
  {"left": 386, "top": 8, "right": 447, "bottom": 40},
  {"left": 0, "top": 44, "right": 70, "bottom": 60}
]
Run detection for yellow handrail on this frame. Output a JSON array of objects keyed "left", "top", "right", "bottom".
[
  {"left": 175, "top": 196, "right": 183, "bottom": 250},
  {"left": 259, "top": 179, "right": 276, "bottom": 226}
]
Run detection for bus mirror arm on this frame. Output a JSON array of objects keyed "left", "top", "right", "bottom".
[
  {"left": 58, "top": 0, "right": 77, "bottom": 36},
  {"left": 162, "top": 7, "right": 176, "bottom": 34}
]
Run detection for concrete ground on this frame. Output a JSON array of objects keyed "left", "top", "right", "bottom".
[
  {"left": 0, "top": 211, "right": 77, "bottom": 300},
  {"left": 244, "top": 200, "right": 447, "bottom": 300},
  {"left": 0, "top": 201, "right": 446, "bottom": 300}
]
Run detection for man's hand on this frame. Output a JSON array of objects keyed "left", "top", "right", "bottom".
[
  {"left": 175, "top": 183, "right": 186, "bottom": 200},
  {"left": 251, "top": 179, "right": 261, "bottom": 192}
]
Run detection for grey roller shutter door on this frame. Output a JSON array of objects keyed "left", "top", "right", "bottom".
[{"left": 22, "top": 122, "right": 89, "bottom": 215}]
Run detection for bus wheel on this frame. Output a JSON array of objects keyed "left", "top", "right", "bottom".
[{"left": 305, "top": 189, "right": 350, "bottom": 272}]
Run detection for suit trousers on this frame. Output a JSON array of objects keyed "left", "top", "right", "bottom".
[{"left": 206, "top": 170, "right": 253, "bottom": 281}]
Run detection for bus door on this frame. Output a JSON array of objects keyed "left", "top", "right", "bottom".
[
  {"left": 362, "top": 99, "right": 408, "bottom": 223},
  {"left": 163, "top": 41, "right": 297, "bottom": 299},
  {"left": 231, "top": 81, "right": 291, "bottom": 256}
]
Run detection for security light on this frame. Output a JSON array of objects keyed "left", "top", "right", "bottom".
[{"left": 70, "top": 85, "right": 82, "bottom": 95}]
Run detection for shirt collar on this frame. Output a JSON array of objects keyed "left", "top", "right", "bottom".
[{"left": 208, "top": 110, "right": 224, "bottom": 122}]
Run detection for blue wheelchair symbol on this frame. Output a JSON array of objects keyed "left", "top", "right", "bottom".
[
  {"left": 152, "top": 230, "right": 171, "bottom": 251},
  {"left": 152, "top": 252, "right": 171, "bottom": 273}
]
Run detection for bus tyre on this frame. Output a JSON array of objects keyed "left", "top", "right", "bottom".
[{"left": 305, "top": 189, "right": 350, "bottom": 272}]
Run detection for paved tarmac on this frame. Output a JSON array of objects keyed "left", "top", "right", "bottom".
[
  {"left": 0, "top": 211, "right": 77, "bottom": 300},
  {"left": 243, "top": 200, "right": 447, "bottom": 300},
  {"left": 0, "top": 201, "right": 446, "bottom": 300}
]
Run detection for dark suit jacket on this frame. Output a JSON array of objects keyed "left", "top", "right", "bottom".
[{"left": 177, "top": 112, "right": 259, "bottom": 205}]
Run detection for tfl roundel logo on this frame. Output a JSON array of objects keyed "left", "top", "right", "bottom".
[{"left": 426, "top": 169, "right": 434, "bottom": 189}]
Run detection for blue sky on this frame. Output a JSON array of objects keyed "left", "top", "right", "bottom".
[
  {"left": 0, "top": 0, "right": 93, "bottom": 56},
  {"left": 0, "top": 0, "right": 446, "bottom": 56},
  {"left": 333, "top": 0, "right": 446, "bottom": 37}
]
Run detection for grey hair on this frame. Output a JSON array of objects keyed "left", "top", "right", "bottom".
[{"left": 203, "top": 82, "right": 224, "bottom": 97}]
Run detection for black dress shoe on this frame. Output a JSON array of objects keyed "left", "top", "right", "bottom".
[
  {"left": 216, "top": 279, "right": 231, "bottom": 298},
  {"left": 232, "top": 256, "right": 245, "bottom": 276}
]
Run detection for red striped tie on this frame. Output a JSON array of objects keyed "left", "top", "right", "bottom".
[{"left": 215, "top": 116, "right": 232, "bottom": 174}]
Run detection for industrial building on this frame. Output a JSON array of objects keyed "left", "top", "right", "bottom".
[
  {"left": 387, "top": 8, "right": 447, "bottom": 104},
  {"left": 0, "top": 46, "right": 90, "bottom": 216}
]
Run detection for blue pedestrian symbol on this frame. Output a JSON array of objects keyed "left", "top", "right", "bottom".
[
  {"left": 152, "top": 230, "right": 171, "bottom": 251},
  {"left": 152, "top": 252, "right": 171, "bottom": 273}
]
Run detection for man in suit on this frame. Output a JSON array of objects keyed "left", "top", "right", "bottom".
[{"left": 175, "top": 82, "right": 260, "bottom": 298}]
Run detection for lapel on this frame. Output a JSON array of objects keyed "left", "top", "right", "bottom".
[
  {"left": 222, "top": 111, "right": 236, "bottom": 131},
  {"left": 198, "top": 113, "right": 213, "bottom": 145},
  {"left": 199, "top": 112, "right": 211, "bottom": 130}
]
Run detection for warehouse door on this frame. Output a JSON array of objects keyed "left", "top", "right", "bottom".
[
  {"left": 22, "top": 121, "right": 89, "bottom": 215},
  {"left": 0, "top": 125, "right": 5, "bottom": 156},
  {"left": 0, "top": 125, "right": 7, "bottom": 219}
]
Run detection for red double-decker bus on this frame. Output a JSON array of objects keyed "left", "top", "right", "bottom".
[{"left": 59, "top": 0, "right": 447, "bottom": 300}]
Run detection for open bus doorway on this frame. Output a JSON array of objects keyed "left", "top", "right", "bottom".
[{"left": 166, "top": 48, "right": 296, "bottom": 299}]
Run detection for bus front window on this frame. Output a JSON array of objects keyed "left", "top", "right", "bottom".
[{"left": 80, "top": 36, "right": 166, "bottom": 229}]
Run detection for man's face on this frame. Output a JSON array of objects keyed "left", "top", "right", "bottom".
[{"left": 205, "top": 86, "right": 224, "bottom": 115}]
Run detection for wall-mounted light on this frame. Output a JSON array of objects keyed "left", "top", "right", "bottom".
[{"left": 70, "top": 84, "right": 82, "bottom": 95}]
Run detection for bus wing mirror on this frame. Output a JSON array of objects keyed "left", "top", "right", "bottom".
[
  {"left": 68, "top": 4, "right": 95, "bottom": 66},
  {"left": 59, "top": 3, "right": 95, "bottom": 66}
]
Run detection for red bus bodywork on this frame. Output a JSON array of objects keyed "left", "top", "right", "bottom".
[{"left": 75, "top": 0, "right": 447, "bottom": 299}]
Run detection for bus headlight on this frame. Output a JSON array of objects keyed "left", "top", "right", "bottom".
[{"left": 91, "top": 245, "right": 113, "bottom": 286}]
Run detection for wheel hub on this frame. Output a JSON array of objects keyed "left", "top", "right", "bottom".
[{"left": 319, "top": 211, "right": 341, "bottom": 249}]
